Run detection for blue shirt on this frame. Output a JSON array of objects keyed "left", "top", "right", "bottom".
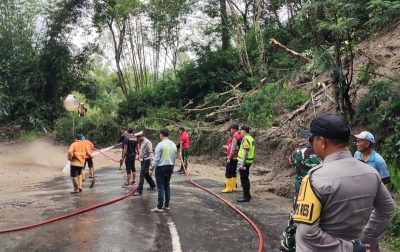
[
  {"left": 354, "top": 150, "right": 390, "bottom": 179},
  {"left": 152, "top": 139, "right": 177, "bottom": 167}
]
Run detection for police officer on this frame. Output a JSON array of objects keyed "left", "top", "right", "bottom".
[
  {"left": 237, "top": 125, "right": 255, "bottom": 202},
  {"left": 294, "top": 114, "right": 395, "bottom": 252},
  {"left": 133, "top": 131, "right": 157, "bottom": 196},
  {"left": 281, "top": 135, "right": 321, "bottom": 252}
]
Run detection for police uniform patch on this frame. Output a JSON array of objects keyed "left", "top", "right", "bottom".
[
  {"left": 293, "top": 175, "right": 322, "bottom": 225},
  {"left": 243, "top": 139, "right": 250, "bottom": 148}
]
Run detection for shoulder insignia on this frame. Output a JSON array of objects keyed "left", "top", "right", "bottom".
[{"left": 293, "top": 175, "right": 322, "bottom": 225}]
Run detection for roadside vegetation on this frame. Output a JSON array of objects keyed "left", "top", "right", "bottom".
[{"left": 1, "top": 0, "right": 400, "bottom": 247}]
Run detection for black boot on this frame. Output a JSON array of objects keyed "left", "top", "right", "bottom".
[
  {"left": 177, "top": 168, "right": 183, "bottom": 173},
  {"left": 237, "top": 194, "right": 251, "bottom": 202}
]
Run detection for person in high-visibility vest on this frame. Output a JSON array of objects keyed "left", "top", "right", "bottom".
[{"left": 236, "top": 125, "right": 255, "bottom": 202}]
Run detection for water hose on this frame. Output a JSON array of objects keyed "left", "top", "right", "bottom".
[
  {"left": 93, "top": 147, "right": 139, "bottom": 162},
  {"left": 0, "top": 149, "right": 264, "bottom": 252},
  {"left": 0, "top": 148, "right": 137, "bottom": 234},
  {"left": 178, "top": 153, "right": 264, "bottom": 252},
  {"left": 0, "top": 186, "right": 138, "bottom": 233}
]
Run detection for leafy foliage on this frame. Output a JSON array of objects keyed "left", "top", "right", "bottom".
[
  {"left": 237, "top": 84, "right": 309, "bottom": 127},
  {"left": 354, "top": 81, "right": 400, "bottom": 194},
  {"left": 383, "top": 209, "right": 400, "bottom": 250},
  {"left": 0, "top": 0, "right": 96, "bottom": 129},
  {"left": 54, "top": 113, "right": 120, "bottom": 147}
]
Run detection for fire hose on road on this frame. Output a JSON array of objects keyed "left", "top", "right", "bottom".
[
  {"left": 0, "top": 148, "right": 264, "bottom": 252},
  {"left": 177, "top": 153, "right": 264, "bottom": 252}
]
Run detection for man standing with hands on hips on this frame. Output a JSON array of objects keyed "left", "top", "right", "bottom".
[{"left": 237, "top": 125, "right": 255, "bottom": 202}]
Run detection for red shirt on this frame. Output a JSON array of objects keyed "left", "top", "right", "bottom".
[
  {"left": 180, "top": 132, "right": 190, "bottom": 149},
  {"left": 226, "top": 132, "right": 242, "bottom": 159}
]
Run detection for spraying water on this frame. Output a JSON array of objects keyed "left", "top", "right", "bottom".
[{"left": 62, "top": 146, "right": 115, "bottom": 173}]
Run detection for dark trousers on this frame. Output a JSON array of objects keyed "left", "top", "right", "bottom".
[
  {"left": 155, "top": 165, "right": 173, "bottom": 209},
  {"left": 125, "top": 155, "right": 136, "bottom": 174},
  {"left": 84, "top": 158, "right": 93, "bottom": 169},
  {"left": 180, "top": 148, "right": 189, "bottom": 170},
  {"left": 138, "top": 160, "right": 156, "bottom": 192},
  {"left": 225, "top": 159, "right": 238, "bottom": 178},
  {"left": 70, "top": 166, "right": 82, "bottom": 177},
  {"left": 239, "top": 164, "right": 251, "bottom": 197}
]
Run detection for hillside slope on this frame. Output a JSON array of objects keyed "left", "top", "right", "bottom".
[{"left": 171, "top": 21, "right": 400, "bottom": 198}]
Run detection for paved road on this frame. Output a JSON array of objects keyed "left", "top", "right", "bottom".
[{"left": 0, "top": 165, "right": 290, "bottom": 252}]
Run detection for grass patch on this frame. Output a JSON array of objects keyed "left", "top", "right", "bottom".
[
  {"left": 19, "top": 130, "right": 39, "bottom": 142},
  {"left": 382, "top": 208, "right": 400, "bottom": 251}
]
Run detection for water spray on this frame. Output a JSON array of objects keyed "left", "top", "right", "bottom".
[{"left": 61, "top": 145, "right": 117, "bottom": 173}]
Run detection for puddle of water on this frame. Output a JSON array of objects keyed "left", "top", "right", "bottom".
[{"left": 61, "top": 146, "right": 114, "bottom": 173}]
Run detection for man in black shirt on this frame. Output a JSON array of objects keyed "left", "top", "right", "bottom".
[
  {"left": 115, "top": 126, "right": 130, "bottom": 170},
  {"left": 121, "top": 128, "right": 139, "bottom": 187}
]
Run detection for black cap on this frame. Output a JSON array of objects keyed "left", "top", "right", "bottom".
[
  {"left": 229, "top": 124, "right": 239, "bottom": 130},
  {"left": 226, "top": 127, "right": 231, "bottom": 132},
  {"left": 121, "top": 126, "right": 127, "bottom": 130},
  {"left": 300, "top": 114, "right": 350, "bottom": 140},
  {"left": 240, "top": 125, "right": 250, "bottom": 133},
  {"left": 178, "top": 126, "right": 185, "bottom": 131}
]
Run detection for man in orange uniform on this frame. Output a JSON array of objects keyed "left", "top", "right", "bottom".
[
  {"left": 82, "top": 135, "right": 95, "bottom": 181},
  {"left": 68, "top": 134, "right": 93, "bottom": 194}
]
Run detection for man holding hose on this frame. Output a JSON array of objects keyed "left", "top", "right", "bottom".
[{"left": 68, "top": 134, "right": 93, "bottom": 193}]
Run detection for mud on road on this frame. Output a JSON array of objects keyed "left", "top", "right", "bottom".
[{"left": 0, "top": 139, "right": 292, "bottom": 252}]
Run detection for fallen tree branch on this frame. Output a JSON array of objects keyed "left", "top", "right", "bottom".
[
  {"left": 260, "top": 77, "right": 267, "bottom": 84},
  {"left": 286, "top": 85, "right": 330, "bottom": 121},
  {"left": 205, "top": 105, "right": 241, "bottom": 118},
  {"left": 183, "top": 99, "right": 194, "bottom": 109},
  {"left": 269, "top": 39, "right": 312, "bottom": 64},
  {"left": 185, "top": 106, "right": 221, "bottom": 112},
  {"left": 147, "top": 117, "right": 181, "bottom": 126}
]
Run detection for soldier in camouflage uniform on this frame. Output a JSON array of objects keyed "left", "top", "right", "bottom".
[{"left": 280, "top": 136, "right": 321, "bottom": 252}]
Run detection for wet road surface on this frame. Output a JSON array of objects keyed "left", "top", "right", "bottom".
[{"left": 0, "top": 165, "right": 290, "bottom": 252}]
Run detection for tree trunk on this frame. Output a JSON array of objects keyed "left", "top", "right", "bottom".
[
  {"left": 316, "top": 4, "right": 325, "bottom": 46},
  {"left": 220, "top": 0, "right": 230, "bottom": 51},
  {"left": 108, "top": 19, "right": 127, "bottom": 95}
]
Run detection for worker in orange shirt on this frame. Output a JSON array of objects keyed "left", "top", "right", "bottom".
[
  {"left": 81, "top": 135, "right": 95, "bottom": 181},
  {"left": 68, "top": 134, "right": 93, "bottom": 193}
]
